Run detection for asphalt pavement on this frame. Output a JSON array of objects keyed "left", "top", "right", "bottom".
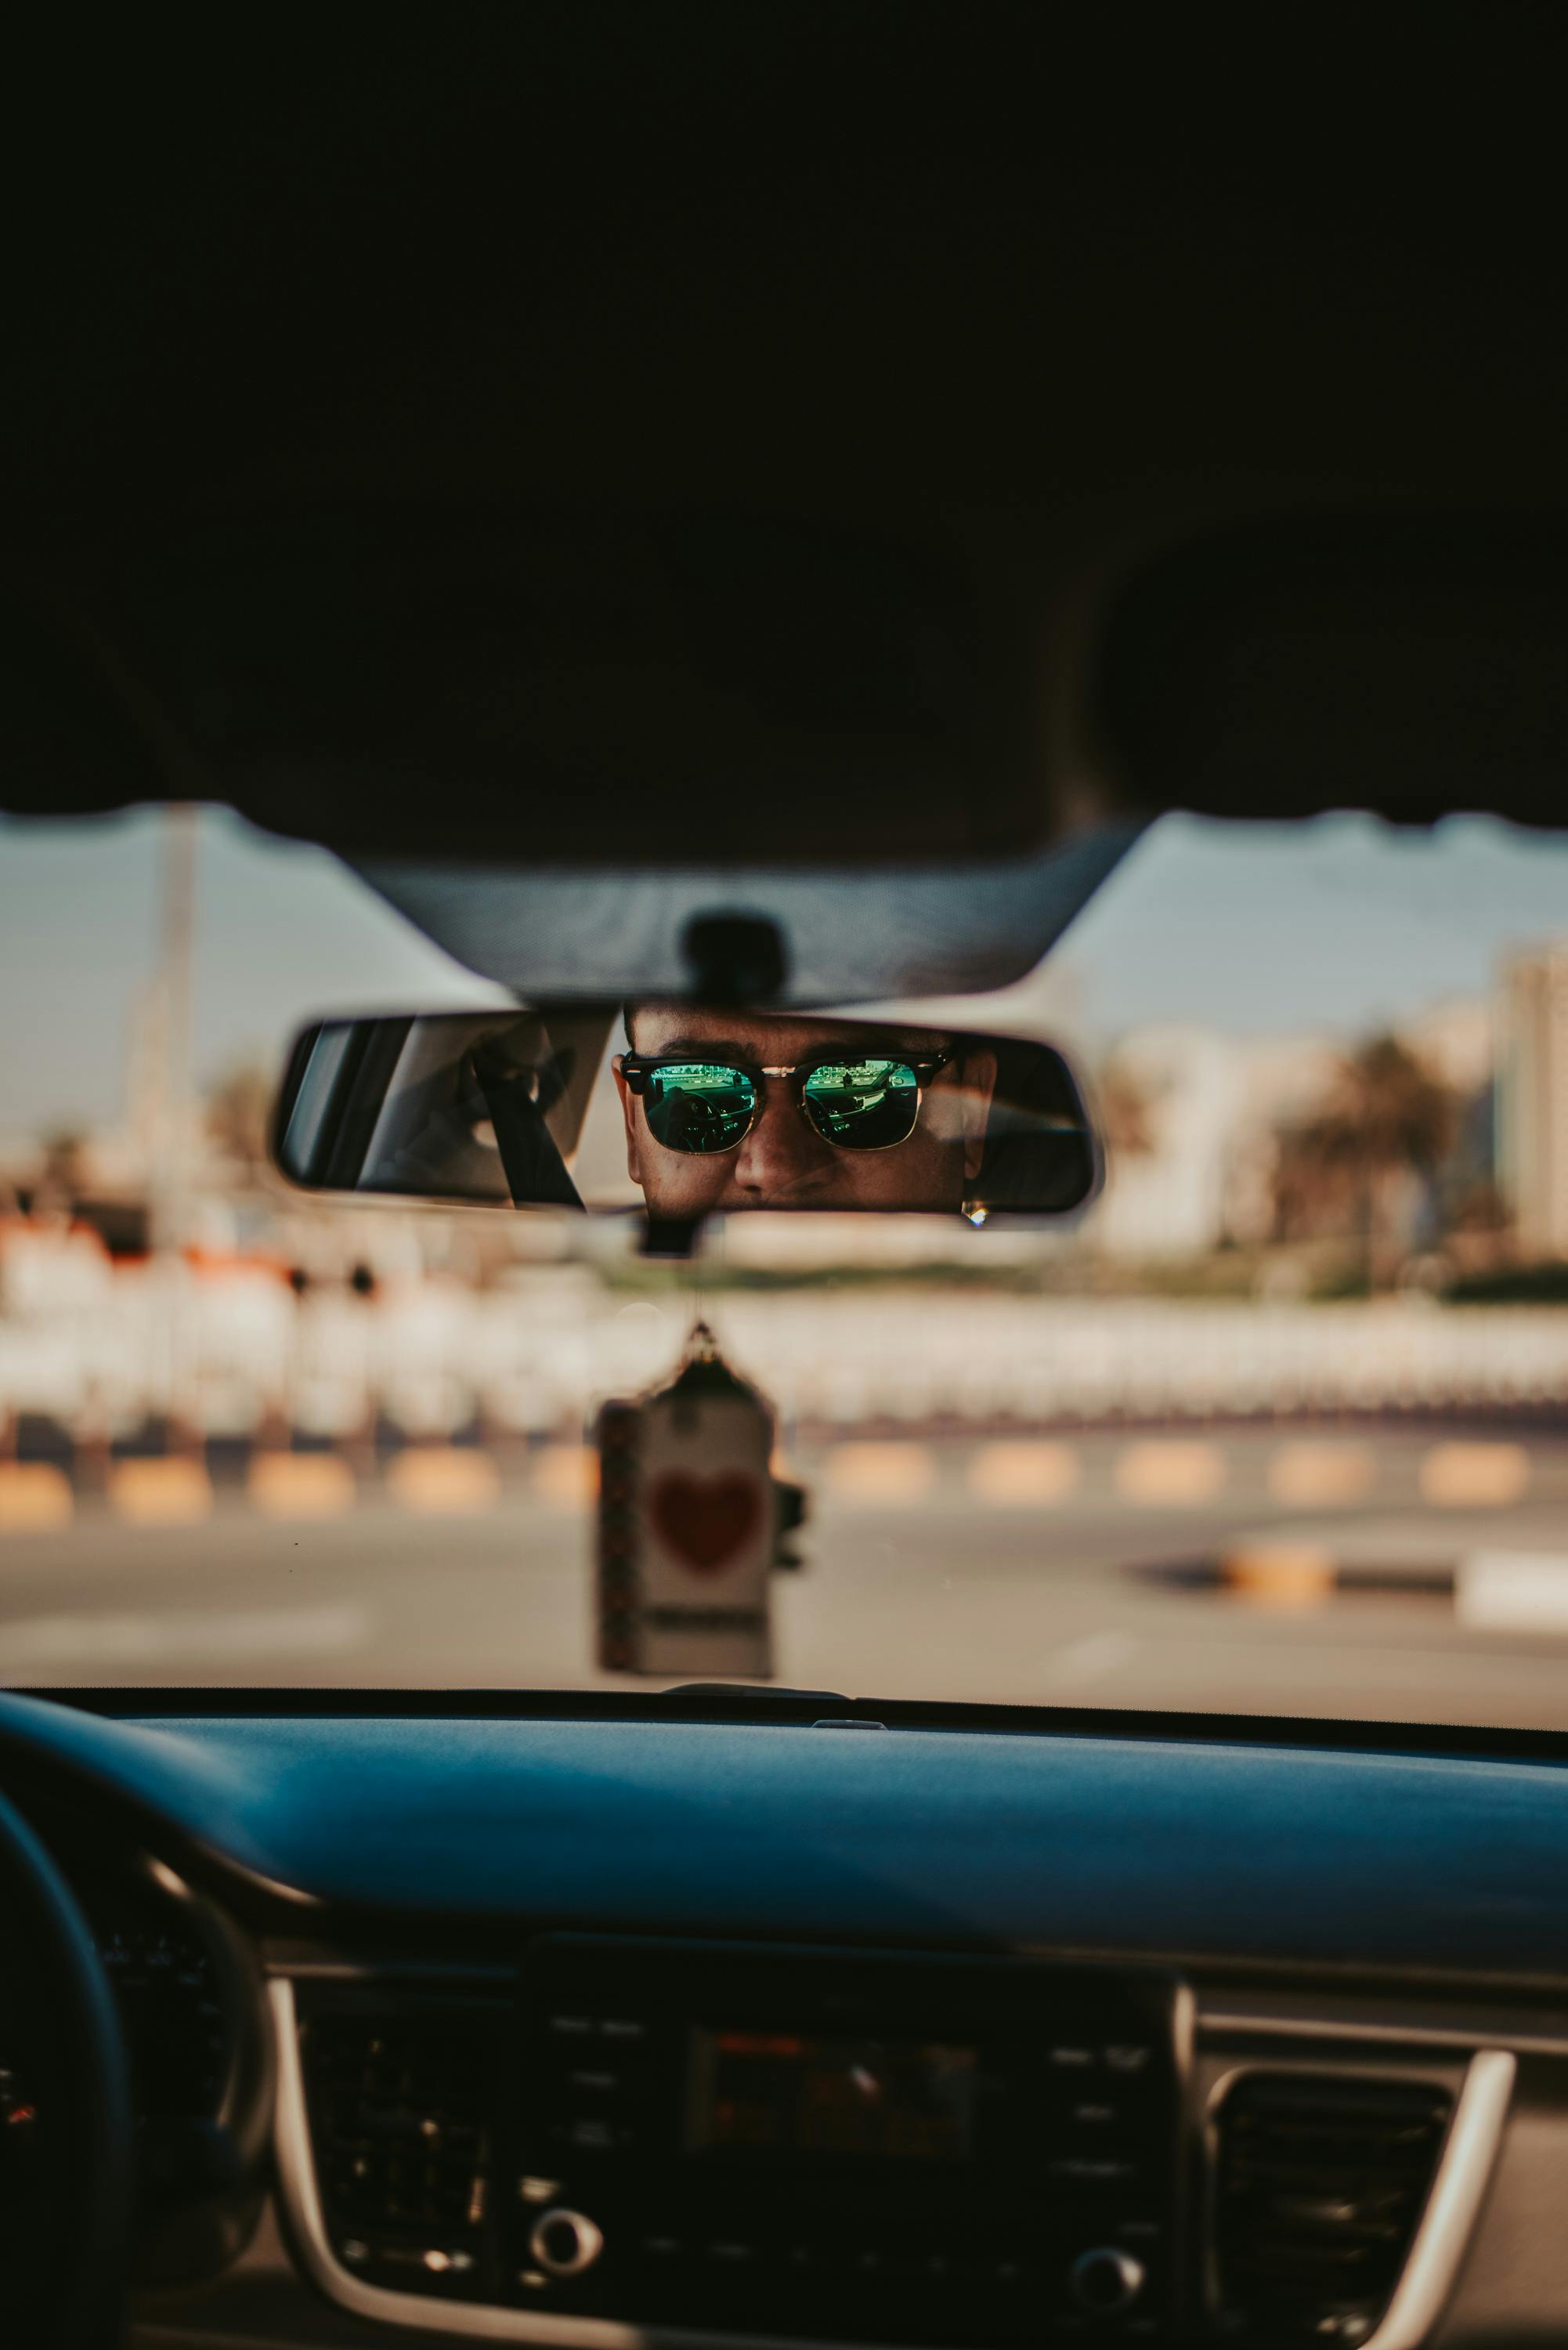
[{"left": 2, "top": 1426, "right": 1568, "bottom": 1731}]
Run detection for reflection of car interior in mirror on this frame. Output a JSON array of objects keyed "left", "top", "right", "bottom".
[{"left": 271, "top": 1003, "right": 1098, "bottom": 1224}]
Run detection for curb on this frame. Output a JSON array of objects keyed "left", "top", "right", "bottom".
[{"left": 1147, "top": 1544, "right": 1568, "bottom": 1627}]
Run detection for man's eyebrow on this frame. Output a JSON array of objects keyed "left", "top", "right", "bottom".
[
  {"left": 642, "top": 1037, "right": 752, "bottom": 1060},
  {"left": 639, "top": 1030, "right": 949, "bottom": 1060},
  {"left": 802, "top": 1030, "right": 949, "bottom": 1057}
]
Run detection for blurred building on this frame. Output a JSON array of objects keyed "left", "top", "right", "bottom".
[
  {"left": 1087, "top": 1029, "right": 1245, "bottom": 1258},
  {"left": 1407, "top": 998, "right": 1495, "bottom": 1094},
  {"left": 1498, "top": 944, "right": 1568, "bottom": 1259},
  {"left": 1086, "top": 996, "right": 1504, "bottom": 1269},
  {"left": 1087, "top": 1027, "right": 1338, "bottom": 1260}
]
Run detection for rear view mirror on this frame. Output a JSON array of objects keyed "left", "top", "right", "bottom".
[{"left": 272, "top": 1003, "right": 1098, "bottom": 1227}]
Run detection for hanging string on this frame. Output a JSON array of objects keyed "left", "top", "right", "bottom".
[{"left": 685, "top": 1318, "right": 720, "bottom": 1363}]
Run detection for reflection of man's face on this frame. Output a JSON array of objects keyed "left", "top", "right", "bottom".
[{"left": 612, "top": 1007, "right": 997, "bottom": 1217}]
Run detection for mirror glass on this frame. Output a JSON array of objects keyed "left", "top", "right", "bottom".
[{"left": 272, "top": 1003, "right": 1098, "bottom": 1224}]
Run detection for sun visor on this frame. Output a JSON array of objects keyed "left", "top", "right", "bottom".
[{"left": 348, "top": 827, "right": 1139, "bottom": 1007}]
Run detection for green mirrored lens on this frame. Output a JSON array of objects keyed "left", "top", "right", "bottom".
[
  {"left": 644, "top": 1062, "right": 758, "bottom": 1154},
  {"left": 802, "top": 1058, "right": 921, "bottom": 1148}
]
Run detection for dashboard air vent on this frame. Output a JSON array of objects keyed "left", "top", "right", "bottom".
[
  {"left": 302, "top": 2001, "right": 501, "bottom": 2299},
  {"left": 1214, "top": 2072, "right": 1452, "bottom": 2346}
]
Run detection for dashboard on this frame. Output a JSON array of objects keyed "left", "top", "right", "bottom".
[{"left": 3, "top": 1688, "right": 1568, "bottom": 2350}]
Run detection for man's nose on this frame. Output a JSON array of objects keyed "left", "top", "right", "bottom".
[{"left": 733, "top": 1082, "right": 833, "bottom": 1198}]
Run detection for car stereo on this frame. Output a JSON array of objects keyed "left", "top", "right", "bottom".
[{"left": 512, "top": 1937, "right": 1188, "bottom": 2345}]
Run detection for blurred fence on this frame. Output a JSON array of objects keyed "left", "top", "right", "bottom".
[{"left": 2, "top": 1231, "right": 1567, "bottom": 1455}]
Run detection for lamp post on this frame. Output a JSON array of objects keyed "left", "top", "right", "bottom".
[{"left": 149, "top": 804, "right": 198, "bottom": 1452}]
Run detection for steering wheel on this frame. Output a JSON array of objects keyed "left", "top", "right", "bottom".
[{"left": 0, "top": 1788, "right": 132, "bottom": 2348}]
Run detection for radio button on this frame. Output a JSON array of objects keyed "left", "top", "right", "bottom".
[
  {"left": 1116, "top": 2217, "right": 1163, "bottom": 2244},
  {"left": 1049, "top": 2155, "right": 1140, "bottom": 2186},
  {"left": 529, "top": 2209, "right": 604, "bottom": 2280},
  {"left": 1102, "top": 2044, "right": 1156, "bottom": 2077},
  {"left": 1069, "top": 2247, "right": 1145, "bottom": 2316},
  {"left": 566, "top": 2117, "right": 626, "bottom": 2152}
]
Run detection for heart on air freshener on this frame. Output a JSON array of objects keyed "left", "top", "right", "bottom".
[{"left": 649, "top": 1471, "right": 761, "bottom": 1573}]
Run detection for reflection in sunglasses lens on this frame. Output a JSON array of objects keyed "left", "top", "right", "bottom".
[
  {"left": 804, "top": 1059, "right": 921, "bottom": 1149},
  {"left": 646, "top": 1063, "right": 758, "bottom": 1154}
]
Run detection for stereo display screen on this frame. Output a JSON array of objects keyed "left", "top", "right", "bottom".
[{"left": 688, "top": 2028, "right": 977, "bottom": 2162}]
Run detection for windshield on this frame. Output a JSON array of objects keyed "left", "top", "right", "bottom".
[{"left": 4, "top": 804, "right": 1568, "bottom": 1729}]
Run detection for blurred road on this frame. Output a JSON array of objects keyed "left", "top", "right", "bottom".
[{"left": 3, "top": 1426, "right": 1568, "bottom": 1730}]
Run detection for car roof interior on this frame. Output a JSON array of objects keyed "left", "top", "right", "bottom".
[{"left": 5, "top": 12, "right": 1568, "bottom": 871}]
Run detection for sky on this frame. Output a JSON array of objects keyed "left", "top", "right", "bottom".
[
  {"left": 1053, "top": 811, "right": 1568, "bottom": 1050},
  {"left": 2, "top": 804, "right": 1568, "bottom": 1145}
]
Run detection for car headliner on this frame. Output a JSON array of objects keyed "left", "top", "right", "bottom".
[{"left": 5, "top": 13, "right": 1567, "bottom": 888}]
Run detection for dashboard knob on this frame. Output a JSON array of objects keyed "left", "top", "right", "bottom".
[
  {"left": 529, "top": 2207, "right": 604, "bottom": 2279},
  {"left": 1069, "top": 2246, "right": 1145, "bottom": 2316}
]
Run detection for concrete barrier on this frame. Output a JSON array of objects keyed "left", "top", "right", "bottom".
[
  {"left": 1115, "top": 1441, "right": 1229, "bottom": 1506},
  {"left": 1419, "top": 1443, "right": 1533, "bottom": 1508},
  {"left": 966, "top": 1441, "right": 1082, "bottom": 1505},
  {"left": 384, "top": 1447, "right": 502, "bottom": 1516},
  {"left": 107, "top": 1457, "right": 214, "bottom": 1525},
  {"left": 824, "top": 1443, "right": 939, "bottom": 1505},
  {"left": 247, "top": 1452, "right": 358, "bottom": 1519},
  {"left": 0, "top": 1462, "right": 74, "bottom": 1531}
]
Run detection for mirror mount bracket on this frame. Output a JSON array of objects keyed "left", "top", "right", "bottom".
[
  {"left": 640, "top": 1213, "right": 703, "bottom": 1261},
  {"left": 681, "top": 911, "right": 788, "bottom": 1005}
]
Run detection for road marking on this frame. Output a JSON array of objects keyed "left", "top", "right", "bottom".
[
  {"left": 385, "top": 1448, "right": 501, "bottom": 1515},
  {"left": 248, "top": 1452, "right": 357, "bottom": 1519},
  {"left": 0, "top": 1603, "right": 371, "bottom": 1667},
  {"left": 1222, "top": 1542, "right": 1337, "bottom": 1611},
  {"left": 108, "top": 1457, "right": 214, "bottom": 1525},
  {"left": 533, "top": 1446, "right": 598, "bottom": 1509},
  {"left": 1115, "top": 1441, "right": 1228, "bottom": 1506},
  {"left": 1456, "top": 1551, "right": 1568, "bottom": 1633},
  {"left": 1267, "top": 1441, "right": 1378, "bottom": 1507},
  {"left": 0, "top": 1462, "right": 74, "bottom": 1531},
  {"left": 966, "top": 1442, "right": 1081, "bottom": 1506},
  {"left": 1419, "top": 1443, "right": 1532, "bottom": 1508},
  {"left": 824, "top": 1443, "right": 938, "bottom": 1504}
]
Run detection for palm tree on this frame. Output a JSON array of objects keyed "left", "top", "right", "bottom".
[{"left": 1272, "top": 1034, "right": 1456, "bottom": 1289}]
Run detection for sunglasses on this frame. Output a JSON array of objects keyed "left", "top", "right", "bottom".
[{"left": 618, "top": 1050, "right": 953, "bottom": 1155}]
